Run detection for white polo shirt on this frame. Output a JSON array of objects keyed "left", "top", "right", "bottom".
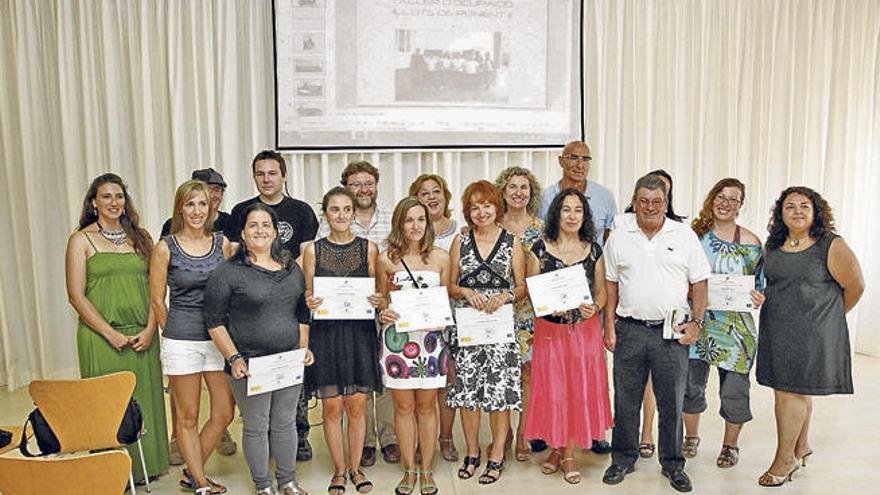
[{"left": 604, "top": 216, "right": 710, "bottom": 321}]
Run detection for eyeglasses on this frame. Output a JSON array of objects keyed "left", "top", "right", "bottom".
[
  {"left": 637, "top": 198, "right": 667, "bottom": 208},
  {"left": 713, "top": 194, "right": 742, "bottom": 207},
  {"left": 564, "top": 154, "right": 592, "bottom": 162},
  {"left": 346, "top": 181, "right": 376, "bottom": 190}
]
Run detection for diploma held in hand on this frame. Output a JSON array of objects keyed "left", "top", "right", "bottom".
[
  {"left": 707, "top": 274, "right": 755, "bottom": 312},
  {"left": 313, "top": 277, "right": 376, "bottom": 320},
  {"left": 390, "top": 286, "right": 453, "bottom": 332},
  {"left": 526, "top": 264, "right": 593, "bottom": 317},
  {"left": 247, "top": 349, "right": 306, "bottom": 396},
  {"left": 456, "top": 304, "right": 515, "bottom": 347}
]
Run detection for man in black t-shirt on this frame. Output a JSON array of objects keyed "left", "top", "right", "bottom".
[
  {"left": 229, "top": 150, "right": 318, "bottom": 261},
  {"left": 161, "top": 168, "right": 233, "bottom": 237},
  {"left": 229, "top": 149, "right": 319, "bottom": 461}
]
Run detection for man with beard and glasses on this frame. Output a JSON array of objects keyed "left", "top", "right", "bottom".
[{"left": 315, "top": 160, "right": 398, "bottom": 467}]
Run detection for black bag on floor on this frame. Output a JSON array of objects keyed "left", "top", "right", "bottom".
[
  {"left": 0, "top": 428, "right": 12, "bottom": 449},
  {"left": 19, "top": 397, "right": 143, "bottom": 457}
]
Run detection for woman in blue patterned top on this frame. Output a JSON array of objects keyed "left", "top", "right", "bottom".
[{"left": 681, "top": 178, "right": 765, "bottom": 468}]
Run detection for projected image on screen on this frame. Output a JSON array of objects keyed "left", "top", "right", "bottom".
[
  {"left": 274, "top": 0, "right": 582, "bottom": 149},
  {"left": 393, "top": 31, "right": 509, "bottom": 104}
]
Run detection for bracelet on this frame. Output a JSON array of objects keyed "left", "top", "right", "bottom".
[{"left": 226, "top": 353, "right": 243, "bottom": 367}]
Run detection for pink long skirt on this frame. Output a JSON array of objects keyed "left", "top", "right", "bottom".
[{"left": 523, "top": 316, "right": 613, "bottom": 449}]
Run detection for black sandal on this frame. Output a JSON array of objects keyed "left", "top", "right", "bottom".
[
  {"left": 328, "top": 472, "right": 346, "bottom": 495},
  {"left": 348, "top": 469, "right": 373, "bottom": 494},
  {"left": 478, "top": 459, "right": 504, "bottom": 485},
  {"left": 457, "top": 448, "right": 481, "bottom": 480}
]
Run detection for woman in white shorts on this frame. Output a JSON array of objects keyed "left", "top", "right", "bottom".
[{"left": 150, "top": 180, "right": 236, "bottom": 494}]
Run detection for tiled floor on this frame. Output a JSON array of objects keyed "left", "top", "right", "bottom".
[{"left": 2, "top": 354, "right": 878, "bottom": 494}]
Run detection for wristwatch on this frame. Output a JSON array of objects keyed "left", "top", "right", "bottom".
[
  {"left": 226, "top": 353, "right": 243, "bottom": 367},
  {"left": 690, "top": 319, "right": 704, "bottom": 329}
]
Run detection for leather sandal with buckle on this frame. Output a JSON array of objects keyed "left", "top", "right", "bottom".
[
  {"left": 478, "top": 459, "right": 504, "bottom": 485},
  {"left": 348, "top": 470, "right": 372, "bottom": 494},
  {"left": 682, "top": 436, "right": 700, "bottom": 458},
  {"left": 419, "top": 470, "right": 438, "bottom": 495},
  {"left": 394, "top": 469, "right": 418, "bottom": 495},
  {"left": 716, "top": 445, "right": 739, "bottom": 468},
  {"left": 327, "top": 473, "right": 346, "bottom": 495},
  {"left": 638, "top": 442, "right": 655, "bottom": 459},
  {"left": 541, "top": 449, "right": 562, "bottom": 475},
  {"left": 457, "top": 449, "right": 481, "bottom": 480},
  {"left": 561, "top": 458, "right": 581, "bottom": 484},
  {"left": 515, "top": 436, "right": 531, "bottom": 462},
  {"left": 439, "top": 436, "right": 459, "bottom": 463}
]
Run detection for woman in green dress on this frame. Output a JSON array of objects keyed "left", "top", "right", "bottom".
[{"left": 65, "top": 173, "right": 169, "bottom": 481}]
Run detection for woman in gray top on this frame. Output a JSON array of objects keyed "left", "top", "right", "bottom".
[
  {"left": 204, "top": 203, "right": 315, "bottom": 495},
  {"left": 150, "top": 180, "right": 236, "bottom": 494},
  {"left": 756, "top": 187, "right": 863, "bottom": 487}
]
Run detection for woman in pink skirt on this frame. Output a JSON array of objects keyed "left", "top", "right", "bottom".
[{"left": 524, "top": 188, "right": 613, "bottom": 484}]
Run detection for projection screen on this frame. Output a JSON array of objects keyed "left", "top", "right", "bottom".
[{"left": 274, "top": 0, "right": 583, "bottom": 150}]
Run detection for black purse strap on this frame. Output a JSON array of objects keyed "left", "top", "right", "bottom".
[
  {"left": 399, "top": 258, "right": 422, "bottom": 289},
  {"left": 19, "top": 413, "right": 41, "bottom": 457}
]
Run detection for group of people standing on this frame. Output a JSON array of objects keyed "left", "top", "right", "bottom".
[{"left": 64, "top": 141, "right": 864, "bottom": 495}]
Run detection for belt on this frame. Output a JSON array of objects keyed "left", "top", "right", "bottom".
[{"left": 618, "top": 315, "right": 664, "bottom": 328}]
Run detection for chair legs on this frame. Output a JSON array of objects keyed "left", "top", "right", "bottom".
[{"left": 136, "top": 438, "right": 151, "bottom": 493}]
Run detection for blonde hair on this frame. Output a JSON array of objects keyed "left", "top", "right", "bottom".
[
  {"left": 170, "top": 180, "right": 214, "bottom": 236},
  {"left": 493, "top": 166, "right": 542, "bottom": 217}
]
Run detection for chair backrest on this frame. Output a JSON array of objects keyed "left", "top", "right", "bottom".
[
  {"left": 0, "top": 450, "right": 131, "bottom": 495},
  {"left": 27, "top": 371, "right": 135, "bottom": 453}
]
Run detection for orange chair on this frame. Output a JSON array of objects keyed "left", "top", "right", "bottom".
[
  {"left": 0, "top": 450, "right": 131, "bottom": 495},
  {"left": 25, "top": 371, "right": 152, "bottom": 493}
]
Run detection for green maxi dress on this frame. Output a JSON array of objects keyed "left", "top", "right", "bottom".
[{"left": 76, "top": 240, "right": 169, "bottom": 481}]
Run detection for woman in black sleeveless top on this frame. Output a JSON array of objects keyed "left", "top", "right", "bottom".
[
  {"left": 303, "top": 187, "right": 384, "bottom": 495},
  {"left": 756, "top": 187, "right": 863, "bottom": 487}
]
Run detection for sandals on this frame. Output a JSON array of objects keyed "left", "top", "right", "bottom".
[
  {"left": 439, "top": 436, "right": 459, "bottom": 462},
  {"left": 515, "top": 437, "right": 531, "bottom": 462},
  {"left": 638, "top": 442, "right": 655, "bottom": 459},
  {"left": 561, "top": 458, "right": 581, "bottom": 485},
  {"left": 394, "top": 469, "right": 418, "bottom": 495},
  {"left": 682, "top": 436, "right": 700, "bottom": 458},
  {"left": 279, "top": 481, "right": 309, "bottom": 495},
  {"left": 348, "top": 470, "right": 373, "bottom": 494},
  {"left": 541, "top": 449, "right": 562, "bottom": 475},
  {"left": 716, "top": 445, "right": 740, "bottom": 468},
  {"left": 457, "top": 449, "right": 481, "bottom": 480},
  {"left": 180, "top": 468, "right": 228, "bottom": 494},
  {"left": 328, "top": 473, "right": 346, "bottom": 495},
  {"left": 478, "top": 459, "right": 504, "bottom": 485},
  {"left": 758, "top": 464, "right": 800, "bottom": 487},
  {"left": 419, "top": 470, "right": 438, "bottom": 495},
  {"left": 798, "top": 450, "right": 814, "bottom": 467}
]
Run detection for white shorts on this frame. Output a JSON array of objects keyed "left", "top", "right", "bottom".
[{"left": 161, "top": 338, "right": 225, "bottom": 376}]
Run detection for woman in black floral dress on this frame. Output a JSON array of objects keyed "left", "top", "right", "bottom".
[{"left": 447, "top": 180, "right": 527, "bottom": 485}]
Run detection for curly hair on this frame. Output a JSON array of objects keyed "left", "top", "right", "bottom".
[
  {"left": 691, "top": 178, "right": 745, "bottom": 238},
  {"left": 77, "top": 173, "right": 152, "bottom": 261},
  {"left": 765, "top": 186, "right": 836, "bottom": 250},
  {"left": 385, "top": 197, "right": 434, "bottom": 264},
  {"left": 493, "top": 166, "right": 542, "bottom": 217},
  {"left": 543, "top": 188, "right": 596, "bottom": 243},
  {"left": 340, "top": 160, "right": 380, "bottom": 185}
]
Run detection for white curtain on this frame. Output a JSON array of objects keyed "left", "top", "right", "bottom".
[{"left": 1, "top": 0, "right": 878, "bottom": 389}]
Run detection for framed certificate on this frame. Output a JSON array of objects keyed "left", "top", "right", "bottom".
[
  {"left": 313, "top": 276, "right": 376, "bottom": 320},
  {"left": 707, "top": 274, "right": 755, "bottom": 312},
  {"left": 390, "top": 286, "right": 453, "bottom": 332},
  {"left": 455, "top": 304, "right": 515, "bottom": 347},
  {"left": 526, "top": 264, "right": 593, "bottom": 317},
  {"left": 247, "top": 349, "right": 306, "bottom": 396}
]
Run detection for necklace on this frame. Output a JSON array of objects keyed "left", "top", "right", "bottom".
[
  {"left": 97, "top": 222, "right": 128, "bottom": 246},
  {"left": 790, "top": 238, "right": 800, "bottom": 247}
]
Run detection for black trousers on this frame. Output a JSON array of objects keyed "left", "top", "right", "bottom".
[{"left": 611, "top": 318, "right": 689, "bottom": 472}]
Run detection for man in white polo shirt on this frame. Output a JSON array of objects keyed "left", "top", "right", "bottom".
[{"left": 601, "top": 174, "right": 710, "bottom": 493}]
